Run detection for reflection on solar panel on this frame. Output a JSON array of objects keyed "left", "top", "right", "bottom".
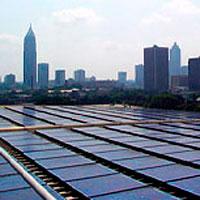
[{"left": 1, "top": 105, "right": 200, "bottom": 199}]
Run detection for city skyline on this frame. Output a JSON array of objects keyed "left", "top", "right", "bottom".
[
  {"left": 0, "top": 24, "right": 190, "bottom": 84},
  {"left": 0, "top": 29, "right": 190, "bottom": 85},
  {"left": 1, "top": 0, "right": 200, "bottom": 81}
]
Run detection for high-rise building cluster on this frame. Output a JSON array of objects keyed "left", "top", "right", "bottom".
[
  {"left": 2, "top": 24, "right": 200, "bottom": 93},
  {"left": 135, "top": 42, "right": 200, "bottom": 92},
  {"left": 22, "top": 25, "right": 88, "bottom": 89},
  {"left": 21, "top": 25, "right": 200, "bottom": 92}
]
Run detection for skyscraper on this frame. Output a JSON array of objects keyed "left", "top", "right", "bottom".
[
  {"left": 169, "top": 42, "right": 181, "bottom": 79},
  {"left": 188, "top": 57, "right": 200, "bottom": 91},
  {"left": 4, "top": 74, "right": 16, "bottom": 88},
  {"left": 38, "top": 63, "right": 49, "bottom": 89},
  {"left": 135, "top": 64, "right": 144, "bottom": 89},
  {"left": 23, "top": 24, "right": 37, "bottom": 89},
  {"left": 118, "top": 72, "right": 127, "bottom": 83},
  {"left": 55, "top": 70, "right": 66, "bottom": 87},
  {"left": 74, "top": 69, "right": 86, "bottom": 82},
  {"left": 144, "top": 45, "right": 169, "bottom": 92}
]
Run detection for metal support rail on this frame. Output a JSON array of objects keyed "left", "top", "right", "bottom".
[
  {"left": 0, "top": 147, "right": 56, "bottom": 200},
  {"left": 1, "top": 118, "right": 200, "bottom": 133}
]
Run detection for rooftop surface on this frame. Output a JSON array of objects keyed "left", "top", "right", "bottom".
[{"left": 0, "top": 105, "right": 200, "bottom": 199}]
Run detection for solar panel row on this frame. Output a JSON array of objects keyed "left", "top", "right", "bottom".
[{"left": 1, "top": 105, "right": 200, "bottom": 199}]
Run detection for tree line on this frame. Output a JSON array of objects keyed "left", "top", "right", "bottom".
[{"left": 1, "top": 89, "right": 200, "bottom": 111}]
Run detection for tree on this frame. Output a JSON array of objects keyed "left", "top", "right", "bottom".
[{"left": 148, "top": 93, "right": 184, "bottom": 109}]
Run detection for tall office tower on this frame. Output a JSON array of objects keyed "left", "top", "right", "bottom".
[
  {"left": 135, "top": 64, "right": 144, "bottom": 89},
  {"left": 55, "top": 70, "right": 66, "bottom": 86},
  {"left": 118, "top": 72, "right": 127, "bottom": 83},
  {"left": 169, "top": 42, "right": 181, "bottom": 78},
  {"left": 23, "top": 24, "right": 37, "bottom": 89},
  {"left": 38, "top": 63, "right": 49, "bottom": 89},
  {"left": 144, "top": 45, "right": 169, "bottom": 92},
  {"left": 188, "top": 57, "right": 200, "bottom": 91},
  {"left": 181, "top": 65, "right": 188, "bottom": 75},
  {"left": 4, "top": 74, "right": 16, "bottom": 88},
  {"left": 74, "top": 69, "right": 86, "bottom": 82}
]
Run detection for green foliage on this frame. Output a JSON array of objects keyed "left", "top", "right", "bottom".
[
  {"left": 32, "top": 92, "right": 73, "bottom": 105},
  {"left": 147, "top": 93, "right": 184, "bottom": 109},
  {"left": 1, "top": 88, "right": 200, "bottom": 112}
]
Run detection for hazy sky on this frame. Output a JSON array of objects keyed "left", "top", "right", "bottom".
[{"left": 1, "top": 0, "right": 200, "bottom": 81}]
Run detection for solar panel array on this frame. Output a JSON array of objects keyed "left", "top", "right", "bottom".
[{"left": 1, "top": 105, "right": 200, "bottom": 199}]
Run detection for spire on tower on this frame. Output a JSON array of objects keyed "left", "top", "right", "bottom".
[{"left": 26, "top": 23, "right": 35, "bottom": 38}]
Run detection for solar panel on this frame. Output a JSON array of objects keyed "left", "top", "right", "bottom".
[
  {"left": 96, "top": 149, "right": 147, "bottom": 161},
  {"left": 114, "top": 156, "right": 173, "bottom": 171},
  {"left": 146, "top": 144, "right": 191, "bottom": 154},
  {"left": 67, "top": 139, "right": 107, "bottom": 147},
  {"left": 16, "top": 143, "right": 62, "bottom": 153},
  {"left": 0, "top": 155, "right": 7, "bottom": 165},
  {"left": 138, "top": 164, "right": 200, "bottom": 182},
  {"left": 0, "top": 188, "right": 44, "bottom": 200},
  {"left": 169, "top": 176, "right": 200, "bottom": 196},
  {"left": 113, "top": 136, "right": 147, "bottom": 143},
  {"left": 93, "top": 187, "right": 179, "bottom": 200},
  {"left": 1, "top": 105, "right": 200, "bottom": 199},
  {"left": 75, "top": 127, "right": 127, "bottom": 138},
  {"left": 37, "top": 155, "right": 95, "bottom": 170},
  {"left": 0, "top": 164, "right": 18, "bottom": 177},
  {"left": 168, "top": 150, "right": 200, "bottom": 162},
  {"left": 193, "top": 160, "right": 200, "bottom": 165},
  {"left": 0, "top": 175, "right": 30, "bottom": 192},
  {"left": 68, "top": 173, "right": 145, "bottom": 197},
  {"left": 127, "top": 140, "right": 167, "bottom": 148},
  {"left": 7, "top": 138, "right": 50, "bottom": 146},
  {"left": 81, "top": 144, "right": 125, "bottom": 153},
  {"left": 25, "top": 148, "right": 76, "bottom": 160},
  {"left": 187, "top": 142, "right": 200, "bottom": 148},
  {"left": 0, "top": 131, "right": 30, "bottom": 138},
  {"left": 2, "top": 134, "right": 39, "bottom": 141},
  {"left": 50, "top": 164, "right": 116, "bottom": 182},
  {"left": 52, "top": 135, "right": 92, "bottom": 143}
]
